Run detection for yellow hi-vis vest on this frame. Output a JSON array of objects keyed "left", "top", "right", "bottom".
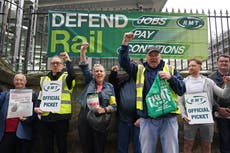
[
  {"left": 136, "top": 64, "right": 181, "bottom": 114},
  {"left": 39, "top": 73, "right": 75, "bottom": 116}
]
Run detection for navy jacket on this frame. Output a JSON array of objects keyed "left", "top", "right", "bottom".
[
  {"left": 109, "top": 70, "right": 138, "bottom": 122},
  {"left": 118, "top": 45, "right": 186, "bottom": 118}
]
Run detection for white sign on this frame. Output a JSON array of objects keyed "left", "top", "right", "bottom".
[
  {"left": 7, "top": 89, "right": 33, "bottom": 118},
  {"left": 40, "top": 80, "right": 62, "bottom": 112},
  {"left": 185, "top": 92, "right": 214, "bottom": 124},
  {"left": 87, "top": 93, "right": 99, "bottom": 110}
]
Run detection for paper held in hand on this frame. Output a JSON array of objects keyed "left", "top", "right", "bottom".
[
  {"left": 40, "top": 80, "right": 62, "bottom": 113},
  {"left": 185, "top": 92, "right": 214, "bottom": 124},
  {"left": 7, "top": 89, "right": 33, "bottom": 118}
]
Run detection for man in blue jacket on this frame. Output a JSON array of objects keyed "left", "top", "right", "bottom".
[
  {"left": 0, "top": 73, "right": 37, "bottom": 153},
  {"left": 118, "top": 32, "right": 186, "bottom": 153}
]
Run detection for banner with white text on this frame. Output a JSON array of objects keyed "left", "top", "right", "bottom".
[{"left": 48, "top": 10, "right": 208, "bottom": 59}]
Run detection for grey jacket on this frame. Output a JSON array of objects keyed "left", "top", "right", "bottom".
[{"left": 208, "top": 70, "right": 230, "bottom": 110}]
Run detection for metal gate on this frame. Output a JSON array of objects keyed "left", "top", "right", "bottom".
[{"left": 0, "top": 1, "right": 229, "bottom": 73}]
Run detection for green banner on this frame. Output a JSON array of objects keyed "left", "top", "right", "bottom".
[{"left": 48, "top": 10, "right": 208, "bottom": 59}]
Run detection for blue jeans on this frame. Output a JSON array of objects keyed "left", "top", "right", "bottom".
[
  {"left": 117, "top": 119, "right": 141, "bottom": 153},
  {"left": 139, "top": 116, "right": 179, "bottom": 153},
  {"left": 216, "top": 118, "right": 230, "bottom": 153}
]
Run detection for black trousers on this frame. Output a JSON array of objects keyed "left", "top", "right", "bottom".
[
  {"left": 217, "top": 118, "right": 230, "bottom": 153},
  {"left": 18, "top": 139, "right": 32, "bottom": 153},
  {"left": 0, "top": 132, "right": 31, "bottom": 153},
  {"left": 40, "top": 119, "right": 69, "bottom": 153},
  {"left": 0, "top": 132, "right": 17, "bottom": 153},
  {"left": 78, "top": 109, "right": 108, "bottom": 153}
]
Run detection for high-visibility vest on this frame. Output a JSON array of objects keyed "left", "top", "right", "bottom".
[
  {"left": 136, "top": 64, "right": 181, "bottom": 114},
  {"left": 39, "top": 73, "right": 75, "bottom": 116}
]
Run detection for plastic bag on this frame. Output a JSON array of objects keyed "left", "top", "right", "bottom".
[{"left": 146, "top": 74, "right": 177, "bottom": 118}]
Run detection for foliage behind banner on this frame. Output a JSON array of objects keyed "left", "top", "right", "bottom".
[{"left": 48, "top": 10, "right": 208, "bottom": 59}]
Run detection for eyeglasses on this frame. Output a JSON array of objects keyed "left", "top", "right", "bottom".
[{"left": 51, "top": 62, "right": 62, "bottom": 65}]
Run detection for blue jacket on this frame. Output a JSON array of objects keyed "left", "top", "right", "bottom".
[
  {"left": 0, "top": 91, "right": 37, "bottom": 141},
  {"left": 109, "top": 70, "right": 138, "bottom": 122},
  {"left": 77, "top": 64, "right": 117, "bottom": 112},
  {"left": 118, "top": 45, "right": 186, "bottom": 118}
]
